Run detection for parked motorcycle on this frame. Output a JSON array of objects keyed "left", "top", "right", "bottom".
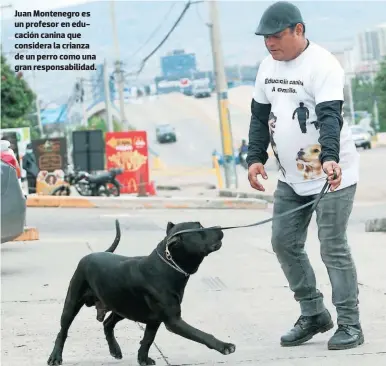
[
  {"left": 51, "top": 167, "right": 124, "bottom": 197},
  {"left": 239, "top": 152, "right": 248, "bottom": 169}
]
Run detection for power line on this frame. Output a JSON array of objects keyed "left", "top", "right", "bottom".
[
  {"left": 127, "top": 0, "right": 201, "bottom": 77},
  {"left": 127, "top": 2, "right": 177, "bottom": 62}
]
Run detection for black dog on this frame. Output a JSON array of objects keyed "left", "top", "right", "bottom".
[{"left": 47, "top": 220, "right": 235, "bottom": 366}]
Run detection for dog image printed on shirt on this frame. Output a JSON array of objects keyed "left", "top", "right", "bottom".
[
  {"left": 296, "top": 143, "right": 323, "bottom": 180},
  {"left": 268, "top": 111, "right": 286, "bottom": 177}
]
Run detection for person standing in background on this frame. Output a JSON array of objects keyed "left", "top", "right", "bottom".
[{"left": 22, "top": 143, "right": 39, "bottom": 194}]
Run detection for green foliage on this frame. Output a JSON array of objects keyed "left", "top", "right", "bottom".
[
  {"left": 374, "top": 59, "right": 386, "bottom": 132},
  {"left": 351, "top": 77, "right": 374, "bottom": 114},
  {"left": 1, "top": 54, "right": 35, "bottom": 129},
  {"left": 75, "top": 115, "right": 123, "bottom": 132}
]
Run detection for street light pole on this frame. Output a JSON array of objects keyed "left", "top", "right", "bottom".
[
  {"left": 103, "top": 59, "right": 114, "bottom": 132},
  {"left": 32, "top": 70, "right": 44, "bottom": 136},
  {"left": 110, "top": 0, "right": 128, "bottom": 128},
  {"left": 208, "top": 0, "right": 238, "bottom": 189}
]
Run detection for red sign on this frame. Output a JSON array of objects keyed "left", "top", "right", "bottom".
[
  {"left": 105, "top": 131, "right": 149, "bottom": 194},
  {"left": 180, "top": 78, "right": 191, "bottom": 87}
]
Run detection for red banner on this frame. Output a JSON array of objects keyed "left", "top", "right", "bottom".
[{"left": 105, "top": 131, "right": 149, "bottom": 194}]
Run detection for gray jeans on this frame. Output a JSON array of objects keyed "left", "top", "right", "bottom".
[{"left": 271, "top": 181, "right": 360, "bottom": 325}]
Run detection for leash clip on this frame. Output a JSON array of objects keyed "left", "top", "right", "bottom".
[{"left": 165, "top": 247, "right": 172, "bottom": 260}]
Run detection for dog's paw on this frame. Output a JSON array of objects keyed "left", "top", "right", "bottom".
[
  {"left": 47, "top": 352, "right": 62, "bottom": 365},
  {"left": 219, "top": 342, "right": 236, "bottom": 355},
  {"left": 108, "top": 340, "right": 123, "bottom": 359},
  {"left": 138, "top": 356, "right": 156, "bottom": 365}
]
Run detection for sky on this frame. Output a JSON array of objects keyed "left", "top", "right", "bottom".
[
  {"left": 4, "top": 0, "right": 385, "bottom": 18},
  {"left": 2, "top": 0, "right": 385, "bottom": 103}
]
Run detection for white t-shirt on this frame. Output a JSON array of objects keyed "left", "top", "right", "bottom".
[{"left": 253, "top": 41, "right": 359, "bottom": 196}]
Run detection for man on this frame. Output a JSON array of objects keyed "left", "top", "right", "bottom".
[
  {"left": 22, "top": 143, "right": 39, "bottom": 194},
  {"left": 240, "top": 139, "right": 248, "bottom": 154},
  {"left": 246, "top": 1, "right": 363, "bottom": 351}
]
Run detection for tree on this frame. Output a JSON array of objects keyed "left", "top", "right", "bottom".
[
  {"left": 374, "top": 58, "right": 386, "bottom": 132},
  {"left": 1, "top": 54, "right": 36, "bottom": 131},
  {"left": 351, "top": 77, "right": 374, "bottom": 116}
]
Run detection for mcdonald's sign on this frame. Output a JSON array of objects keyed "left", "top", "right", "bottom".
[{"left": 105, "top": 131, "right": 149, "bottom": 194}]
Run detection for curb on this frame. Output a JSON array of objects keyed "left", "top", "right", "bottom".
[
  {"left": 12, "top": 226, "right": 40, "bottom": 241},
  {"left": 365, "top": 218, "right": 386, "bottom": 233},
  {"left": 156, "top": 183, "right": 217, "bottom": 191},
  {"left": 218, "top": 189, "right": 274, "bottom": 203},
  {"left": 26, "top": 195, "right": 268, "bottom": 210},
  {"left": 27, "top": 195, "right": 96, "bottom": 208}
]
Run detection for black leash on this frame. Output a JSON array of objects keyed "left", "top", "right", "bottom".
[{"left": 167, "top": 178, "right": 333, "bottom": 241}]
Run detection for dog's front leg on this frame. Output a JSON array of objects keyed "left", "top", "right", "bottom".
[
  {"left": 165, "top": 317, "right": 235, "bottom": 355},
  {"left": 137, "top": 322, "right": 161, "bottom": 366}
]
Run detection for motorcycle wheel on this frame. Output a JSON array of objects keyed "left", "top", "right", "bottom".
[
  {"left": 107, "top": 181, "right": 120, "bottom": 197},
  {"left": 51, "top": 185, "right": 71, "bottom": 196}
]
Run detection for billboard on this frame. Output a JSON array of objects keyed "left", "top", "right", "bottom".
[
  {"left": 105, "top": 131, "right": 150, "bottom": 194},
  {"left": 32, "top": 138, "right": 68, "bottom": 195},
  {"left": 154, "top": 71, "right": 214, "bottom": 95}
]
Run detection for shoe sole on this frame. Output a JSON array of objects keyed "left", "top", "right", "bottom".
[
  {"left": 328, "top": 333, "right": 365, "bottom": 350},
  {"left": 280, "top": 321, "right": 334, "bottom": 347}
]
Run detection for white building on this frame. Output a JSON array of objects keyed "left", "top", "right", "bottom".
[{"left": 376, "top": 23, "right": 386, "bottom": 59}]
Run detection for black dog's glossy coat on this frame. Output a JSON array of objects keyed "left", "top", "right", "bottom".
[{"left": 47, "top": 220, "right": 236, "bottom": 366}]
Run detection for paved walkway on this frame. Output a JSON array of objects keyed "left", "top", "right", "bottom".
[{"left": 2, "top": 207, "right": 385, "bottom": 365}]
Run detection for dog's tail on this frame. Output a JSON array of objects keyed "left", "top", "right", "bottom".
[{"left": 105, "top": 219, "right": 121, "bottom": 253}]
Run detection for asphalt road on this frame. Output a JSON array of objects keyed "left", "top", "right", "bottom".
[
  {"left": 123, "top": 93, "right": 249, "bottom": 170},
  {"left": 2, "top": 207, "right": 386, "bottom": 366}
]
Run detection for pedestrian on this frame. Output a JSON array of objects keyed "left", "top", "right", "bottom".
[
  {"left": 22, "top": 143, "right": 39, "bottom": 194},
  {"left": 246, "top": 1, "right": 363, "bottom": 351}
]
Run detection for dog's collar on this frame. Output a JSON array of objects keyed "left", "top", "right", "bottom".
[{"left": 156, "top": 248, "right": 190, "bottom": 277}]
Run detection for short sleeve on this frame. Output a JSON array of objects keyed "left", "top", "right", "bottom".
[
  {"left": 312, "top": 58, "right": 345, "bottom": 105},
  {"left": 252, "top": 69, "right": 270, "bottom": 104}
]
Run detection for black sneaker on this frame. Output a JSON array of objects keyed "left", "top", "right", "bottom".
[
  {"left": 328, "top": 324, "right": 364, "bottom": 350},
  {"left": 281, "top": 309, "right": 334, "bottom": 347}
]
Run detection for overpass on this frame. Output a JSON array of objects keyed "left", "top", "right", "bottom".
[{"left": 85, "top": 100, "right": 122, "bottom": 122}]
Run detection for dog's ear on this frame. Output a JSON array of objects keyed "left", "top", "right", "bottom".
[{"left": 166, "top": 221, "right": 175, "bottom": 234}]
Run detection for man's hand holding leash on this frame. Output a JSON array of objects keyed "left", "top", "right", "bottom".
[{"left": 323, "top": 161, "right": 341, "bottom": 191}]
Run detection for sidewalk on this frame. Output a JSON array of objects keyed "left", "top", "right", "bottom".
[{"left": 1, "top": 208, "right": 385, "bottom": 365}]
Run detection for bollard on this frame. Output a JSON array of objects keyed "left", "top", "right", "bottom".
[
  {"left": 137, "top": 172, "right": 148, "bottom": 197},
  {"left": 153, "top": 156, "right": 164, "bottom": 170},
  {"left": 212, "top": 155, "right": 224, "bottom": 189}
]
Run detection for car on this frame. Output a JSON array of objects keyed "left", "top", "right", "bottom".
[
  {"left": 193, "top": 85, "right": 211, "bottom": 98},
  {"left": 1, "top": 139, "right": 27, "bottom": 243},
  {"left": 350, "top": 125, "right": 372, "bottom": 149},
  {"left": 156, "top": 124, "right": 177, "bottom": 143}
]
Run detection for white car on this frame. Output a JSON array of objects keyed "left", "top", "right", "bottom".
[{"left": 350, "top": 125, "right": 372, "bottom": 149}]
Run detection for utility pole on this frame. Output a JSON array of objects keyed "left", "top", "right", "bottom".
[
  {"left": 344, "top": 49, "right": 355, "bottom": 125},
  {"left": 103, "top": 59, "right": 114, "bottom": 132},
  {"left": 110, "top": 0, "right": 128, "bottom": 129},
  {"left": 78, "top": 78, "right": 87, "bottom": 127},
  {"left": 208, "top": 0, "right": 238, "bottom": 189},
  {"left": 32, "top": 70, "right": 43, "bottom": 136}
]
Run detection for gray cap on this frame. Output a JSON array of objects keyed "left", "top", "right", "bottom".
[{"left": 255, "top": 1, "right": 304, "bottom": 36}]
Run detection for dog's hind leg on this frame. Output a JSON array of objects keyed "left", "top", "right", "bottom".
[
  {"left": 47, "top": 269, "right": 87, "bottom": 365},
  {"left": 103, "top": 312, "right": 124, "bottom": 359},
  {"left": 137, "top": 322, "right": 161, "bottom": 366}
]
